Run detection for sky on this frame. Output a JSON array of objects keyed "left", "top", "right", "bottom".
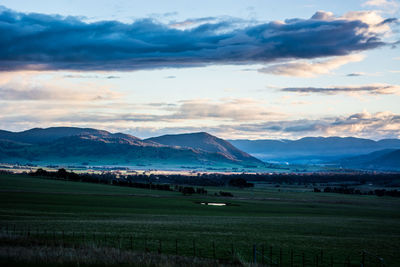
[{"left": 0, "top": 0, "right": 399, "bottom": 140}]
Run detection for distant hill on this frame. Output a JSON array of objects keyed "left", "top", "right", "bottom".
[
  {"left": 338, "top": 149, "right": 400, "bottom": 171},
  {"left": 146, "top": 132, "right": 260, "bottom": 163},
  {"left": 0, "top": 127, "right": 112, "bottom": 144},
  {"left": 229, "top": 137, "right": 400, "bottom": 164},
  {"left": 0, "top": 127, "right": 262, "bottom": 169}
]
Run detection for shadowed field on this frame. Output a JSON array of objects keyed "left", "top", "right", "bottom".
[{"left": 0, "top": 174, "right": 399, "bottom": 266}]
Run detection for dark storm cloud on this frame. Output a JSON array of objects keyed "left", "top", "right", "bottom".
[
  {"left": 0, "top": 7, "right": 395, "bottom": 71},
  {"left": 378, "top": 17, "right": 398, "bottom": 25}
]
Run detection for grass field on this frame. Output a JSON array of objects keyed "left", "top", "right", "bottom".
[{"left": 1, "top": 174, "right": 399, "bottom": 266}]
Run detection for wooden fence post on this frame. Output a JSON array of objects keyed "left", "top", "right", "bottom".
[
  {"left": 321, "top": 249, "right": 324, "bottom": 264},
  {"left": 158, "top": 239, "right": 162, "bottom": 254},
  {"left": 193, "top": 239, "right": 196, "bottom": 257},
  {"left": 253, "top": 244, "right": 257, "bottom": 264},
  {"left": 262, "top": 244, "right": 265, "bottom": 265},
  {"left": 379, "top": 257, "right": 384, "bottom": 267},
  {"left": 62, "top": 230, "right": 65, "bottom": 247},
  {"left": 291, "top": 249, "right": 294, "bottom": 267},
  {"left": 231, "top": 243, "right": 234, "bottom": 262},
  {"left": 212, "top": 241, "right": 216, "bottom": 259},
  {"left": 361, "top": 251, "right": 365, "bottom": 267},
  {"left": 130, "top": 235, "right": 133, "bottom": 250},
  {"left": 175, "top": 239, "right": 178, "bottom": 255},
  {"left": 270, "top": 246, "right": 273, "bottom": 266}
]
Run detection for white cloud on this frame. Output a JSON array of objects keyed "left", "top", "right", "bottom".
[
  {"left": 1, "top": 96, "right": 399, "bottom": 140},
  {"left": 258, "top": 54, "right": 365, "bottom": 77},
  {"left": 363, "top": 0, "right": 399, "bottom": 8},
  {"left": 173, "top": 98, "right": 282, "bottom": 121},
  {"left": 0, "top": 71, "right": 121, "bottom": 101},
  {"left": 363, "top": 0, "right": 400, "bottom": 14},
  {"left": 343, "top": 10, "right": 394, "bottom": 35},
  {"left": 210, "top": 111, "right": 400, "bottom": 140},
  {"left": 0, "top": 97, "right": 284, "bottom": 136}
]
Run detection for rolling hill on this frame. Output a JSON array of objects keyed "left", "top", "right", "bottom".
[
  {"left": 337, "top": 149, "right": 400, "bottom": 171},
  {"left": 146, "top": 132, "right": 260, "bottom": 163},
  {"left": 0, "top": 127, "right": 262, "bottom": 169}
]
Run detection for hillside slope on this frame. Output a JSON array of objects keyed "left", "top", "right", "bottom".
[
  {"left": 146, "top": 132, "right": 261, "bottom": 164},
  {"left": 338, "top": 149, "right": 400, "bottom": 171}
]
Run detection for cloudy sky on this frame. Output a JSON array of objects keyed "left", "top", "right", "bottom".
[{"left": 0, "top": 0, "right": 399, "bottom": 140}]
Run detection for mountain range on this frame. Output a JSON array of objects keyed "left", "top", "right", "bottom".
[
  {"left": 0, "top": 127, "right": 399, "bottom": 171},
  {"left": 229, "top": 137, "right": 400, "bottom": 164},
  {"left": 0, "top": 127, "right": 262, "bottom": 170}
]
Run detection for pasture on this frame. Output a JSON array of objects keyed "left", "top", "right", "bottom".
[{"left": 0, "top": 173, "right": 399, "bottom": 266}]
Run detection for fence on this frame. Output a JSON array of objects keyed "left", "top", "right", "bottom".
[
  {"left": 0, "top": 224, "right": 387, "bottom": 266},
  {"left": 252, "top": 244, "right": 386, "bottom": 267}
]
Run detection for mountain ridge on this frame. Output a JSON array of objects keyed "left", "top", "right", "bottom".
[
  {"left": 146, "top": 132, "right": 260, "bottom": 163},
  {"left": 0, "top": 127, "right": 262, "bottom": 169}
]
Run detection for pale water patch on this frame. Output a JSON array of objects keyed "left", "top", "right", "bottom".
[{"left": 200, "top": 202, "right": 226, "bottom": 206}]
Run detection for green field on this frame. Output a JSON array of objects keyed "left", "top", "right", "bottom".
[{"left": 1, "top": 174, "right": 399, "bottom": 266}]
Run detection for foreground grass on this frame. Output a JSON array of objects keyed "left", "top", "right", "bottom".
[
  {"left": 0, "top": 233, "right": 232, "bottom": 267},
  {"left": 0, "top": 174, "right": 399, "bottom": 265}
]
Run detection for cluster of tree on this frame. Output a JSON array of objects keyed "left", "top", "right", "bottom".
[
  {"left": 0, "top": 170, "right": 13, "bottom": 175},
  {"left": 218, "top": 191, "right": 234, "bottom": 197},
  {"left": 228, "top": 178, "right": 254, "bottom": 188},
  {"left": 30, "top": 168, "right": 81, "bottom": 181},
  {"left": 175, "top": 185, "right": 207, "bottom": 195},
  {"left": 28, "top": 168, "right": 210, "bottom": 195},
  {"left": 127, "top": 173, "right": 225, "bottom": 187},
  {"left": 125, "top": 182, "right": 172, "bottom": 191},
  {"left": 314, "top": 186, "right": 400, "bottom": 197}
]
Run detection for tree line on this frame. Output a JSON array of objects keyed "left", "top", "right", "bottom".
[
  {"left": 29, "top": 168, "right": 210, "bottom": 196},
  {"left": 314, "top": 186, "right": 400, "bottom": 197}
]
